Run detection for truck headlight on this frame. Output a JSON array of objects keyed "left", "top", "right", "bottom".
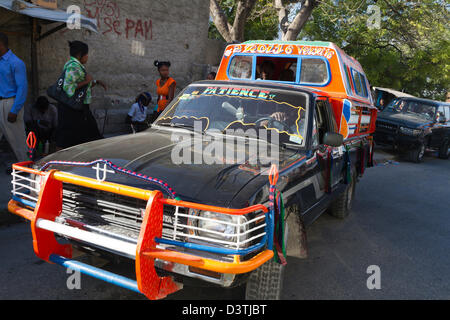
[
  {"left": 30, "top": 173, "right": 43, "bottom": 198},
  {"left": 399, "top": 127, "right": 422, "bottom": 136},
  {"left": 189, "top": 210, "right": 248, "bottom": 246}
]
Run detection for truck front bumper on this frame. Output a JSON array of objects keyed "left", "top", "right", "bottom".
[
  {"left": 9, "top": 161, "right": 274, "bottom": 299},
  {"left": 374, "top": 131, "right": 424, "bottom": 151}
]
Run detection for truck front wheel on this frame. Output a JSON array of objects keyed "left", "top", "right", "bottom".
[
  {"left": 245, "top": 259, "right": 285, "bottom": 300},
  {"left": 245, "top": 219, "right": 288, "bottom": 300},
  {"left": 328, "top": 170, "right": 357, "bottom": 219},
  {"left": 438, "top": 140, "right": 449, "bottom": 159},
  {"left": 407, "top": 142, "right": 425, "bottom": 163}
]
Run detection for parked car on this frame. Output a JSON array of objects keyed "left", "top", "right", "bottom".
[
  {"left": 372, "top": 87, "right": 414, "bottom": 110},
  {"left": 375, "top": 97, "right": 450, "bottom": 162},
  {"left": 8, "top": 41, "right": 377, "bottom": 300}
]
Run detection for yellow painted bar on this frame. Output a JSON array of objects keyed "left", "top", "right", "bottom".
[{"left": 52, "top": 171, "right": 154, "bottom": 201}]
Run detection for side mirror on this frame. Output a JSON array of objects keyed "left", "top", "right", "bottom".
[{"left": 323, "top": 132, "right": 344, "bottom": 147}]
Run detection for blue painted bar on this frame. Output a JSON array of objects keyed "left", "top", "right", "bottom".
[
  {"left": 155, "top": 235, "right": 267, "bottom": 256},
  {"left": 12, "top": 195, "right": 36, "bottom": 209},
  {"left": 267, "top": 209, "right": 274, "bottom": 251},
  {"left": 49, "top": 254, "right": 141, "bottom": 294}
]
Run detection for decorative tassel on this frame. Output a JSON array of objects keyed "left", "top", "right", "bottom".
[
  {"left": 268, "top": 165, "right": 286, "bottom": 266},
  {"left": 273, "top": 191, "right": 287, "bottom": 265},
  {"left": 344, "top": 145, "right": 352, "bottom": 184},
  {"left": 360, "top": 142, "right": 365, "bottom": 176},
  {"left": 26, "top": 132, "right": 37, "bottom": 161},
  {"left": 368, "top": 138, "right": 374, "bottom": 168},
  {"left": 326, "top": 148, "right": 333, "bottom": 193}
]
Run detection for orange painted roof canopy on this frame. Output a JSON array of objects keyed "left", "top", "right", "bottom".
[{"left": 216, "top": 40, "right": 374, "bottom": 107}]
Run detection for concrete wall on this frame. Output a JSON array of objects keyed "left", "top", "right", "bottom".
[
  {"left": 205, "top": 38, "right": 226, "bottom": 67},
  {"left": 33, "top": 0, "right": 210, "bottom": 134}
]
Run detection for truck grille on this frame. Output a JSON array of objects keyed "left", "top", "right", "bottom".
[
  {"left": 376, "top": 121, "right": 398, "bottom": 133},
  {"left": 61, "top": 183, "right": 186, "bottom": 241}
]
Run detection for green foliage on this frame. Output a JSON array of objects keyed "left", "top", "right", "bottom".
[
  {"left": 209, "top": 0, "right": 279, "bottom": 41},
  {"left": 300, "top": 0, "right": 450, "bottom": 100}
]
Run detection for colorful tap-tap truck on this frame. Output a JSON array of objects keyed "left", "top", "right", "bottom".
[{"left": 9, "top": 40, "right": 377, "bottom": 300}]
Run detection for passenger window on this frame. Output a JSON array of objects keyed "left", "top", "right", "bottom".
[
  {"left": 255, "top": 57, "right": 297, "bottom": 81},
  {"left": 343, "top": 64, "right": 353, "bottom": 94},
  {"left": 351, "top": 70, "right": 363, "bottom": 96},
  {"left": 300, "top": 58, "right": 328, "bottom": 84},
  {"left": 229, "top": 56, "right": 253, "bottom": 79},
  {"left": 360, "top": 74, "right": 368, "bottom": 96}
]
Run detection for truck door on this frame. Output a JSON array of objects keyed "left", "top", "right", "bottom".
[
  {"left": 430, "top": 105, "right": 449, "bottom": 148},
  {"left": 315, "top": 99, "right": 345, "bottom": 188}
]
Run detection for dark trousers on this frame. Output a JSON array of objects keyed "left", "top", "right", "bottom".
[{"left": 55, "top": 103, "right": 103, "bottom": 149}]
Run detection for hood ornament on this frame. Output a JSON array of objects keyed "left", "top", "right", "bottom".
[{"left": 92, "top": 162, "right": 115, "bottom": 182}]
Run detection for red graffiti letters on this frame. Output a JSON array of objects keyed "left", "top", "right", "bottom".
[{"left": 84, "top": 0, "right": 153, "bottom": 40}]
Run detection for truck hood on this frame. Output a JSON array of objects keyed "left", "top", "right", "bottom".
[
  {"left": 37, "top": 127, "right": 299, "bottom": 207},
  {"left": 377, "top": 111, "right": 433, "bottom": 129}
]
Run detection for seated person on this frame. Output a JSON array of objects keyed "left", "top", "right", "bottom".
[
  {"left": 126, "top": 92, "right": 152, "bottom": 133},
  {"left": 207, "top": 71, "right": 216, "bottom": 80},
  {"left": 24, "top": 96, "right": 58, "bottom": 145},
  {"left": 265, "top": 108, "right": 304, "bottom": 133},
  {"left": 280, "top": 69, "right": 295, "bottom": 82},
  {"left": 378, "top": 98, "right": 385, "bottom": 110},
  {"left": 249, "top": 107, "right": 305, "bottom": 144},
  {"left": 257, "top": 60, "right": 275, "bottom": 80},
  {"left": 436, "top": 111, "right": 445, "bottom": 123}
]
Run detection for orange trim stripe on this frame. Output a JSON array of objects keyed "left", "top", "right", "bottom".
[
  {"left": 13, "top": 163, "right": 46, "bottom": 176},
  {"left": 144, "top": 249, "right": 274, "bottom": 274},
  {"left": 162, "top": 198, "right": 268, "bottom": 215},
  {"left": 8, "top": 200, "right": 34, "bottom": 220}
]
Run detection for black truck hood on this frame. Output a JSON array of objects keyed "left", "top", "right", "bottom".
[
  {"left": 37, "top": 127, "right": 300, "bottom": 207},
  {"left": 377, "top": 111, "right": 432, "bottom": 129}
]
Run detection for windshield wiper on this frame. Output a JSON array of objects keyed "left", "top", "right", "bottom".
[
  {"left": 156, "top": 122, "right": 211, "bottom": 135},
  {"left": 157, "top": 122, "right": 195, "bottom": 130}
]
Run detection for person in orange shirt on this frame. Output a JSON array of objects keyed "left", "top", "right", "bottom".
[{"left": 153, "top": 60, "right": 176, "bottom": 122}]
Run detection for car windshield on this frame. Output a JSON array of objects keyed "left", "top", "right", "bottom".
[
  {"left": 384, "top": 99, "right": 436, "bottom": 121},
  {"left": 155, "top": 84, "right": 309, "bottom": 146}
]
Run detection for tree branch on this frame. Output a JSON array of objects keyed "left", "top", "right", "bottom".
[
  {"left": 284, "top": 0, "right": 318, "bottom": 40},
  {"left": 210, "top": 0, "right": 258, "bottom": 43},
  {"left": 275, "top": 0, "right": 319, "bottom": 41},
  {"left": 231, "top": 0, "right": 258, "bottom": 42},
  {"left": 210, "top": 0, "right": 233, "bottom": 42}
]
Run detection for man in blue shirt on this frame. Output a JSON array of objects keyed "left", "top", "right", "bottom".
[{"left": 0, "top": 32, "right": 28, "bottom": 162}]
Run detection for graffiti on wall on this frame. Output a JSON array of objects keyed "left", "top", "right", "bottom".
[{"left": 84, "top": 0, "right": 153, "bottom": 40}]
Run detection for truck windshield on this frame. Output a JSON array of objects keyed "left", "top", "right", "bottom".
[
  {"left": 384, "top": 99, "right": 436, "bottom": 121},
  {"left": 155, "top": 84, "right": 309, "bottom": 146}
]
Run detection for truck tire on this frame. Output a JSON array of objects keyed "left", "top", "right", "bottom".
[
  {"left": 245, "top": 259, "right": 285, "bottom": 300},
  {"left": 329, "top": 170, "right": 357, "bottom": 219},
  {"left": 438, "top": 140, "right": 449, "bottom": 159},
  {"left": 245, "top": 219, "right": 288, "bottom": 300},
  {"left": 407, "top": 142, "right": 425, "bottom": 163}
]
